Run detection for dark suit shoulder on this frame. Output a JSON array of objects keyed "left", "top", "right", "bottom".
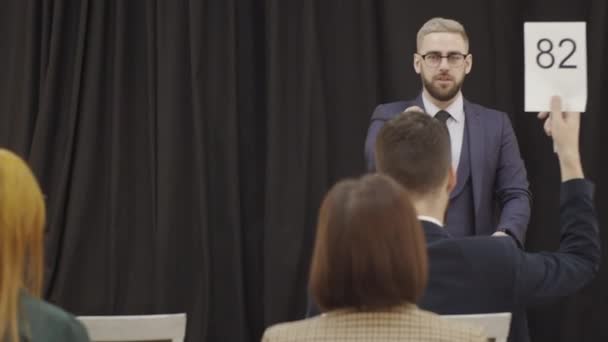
[
  {"left": 464, "top": 100, "right": 511, "bottom": 124},
  {"left": 464, "top": 100, "right": 517, "bottom": 144},
  {"left": 371, "top": 100, "right": 415, "bottom": 121},
  {"left": 464, "top": 100, "right": 506, "bottom": 116},
  {"left": 20, "top": 294, "right": 90, "bottom": 341}
]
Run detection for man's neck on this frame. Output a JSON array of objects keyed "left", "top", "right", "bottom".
[
  {"left": 422, "top": 88, "right": 459, "bottom": 110},
  {"left": 413, "top": 197, "right": 448, "bottom": 227}
]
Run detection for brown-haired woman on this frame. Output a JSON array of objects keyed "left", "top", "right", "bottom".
[
  {"left": 262, "top": 174, "right": 485, "bottom": 341},
  {"left": 0, "top": 149, "right": 89, "bottom": 342}
]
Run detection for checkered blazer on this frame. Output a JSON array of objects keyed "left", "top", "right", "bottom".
[{"left": 262, "top": 304, "right": 486, "bottom": 341}]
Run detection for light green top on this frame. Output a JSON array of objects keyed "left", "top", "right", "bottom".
[{"left": 18, "top": 293, "right": 90, "bottom": 342}]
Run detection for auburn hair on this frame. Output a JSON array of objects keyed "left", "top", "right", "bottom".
[{"left": 309, "top": 174, "right": 427, "bottom": 311}]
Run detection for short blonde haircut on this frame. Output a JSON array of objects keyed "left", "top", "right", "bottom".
[
  {"left": 0, "top": 149, "right": 45, "bottom": 342},
  {"left": 416, "top": 17, "right": 469, "bottom": 51}
]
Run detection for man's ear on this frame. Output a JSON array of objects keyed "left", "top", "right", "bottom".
[
  {"left": 414, "top": 53, "right": 422, "bottom": 74},
  {"left": 447, "top": 167, "right": 457, "bottom": 194},
  {"left": 464, "top": 54, "right": 473, "bottom": 75}
]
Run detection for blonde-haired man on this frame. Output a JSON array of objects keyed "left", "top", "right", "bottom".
[{"left": 365, "top": 17, "right": 531, "bottom": 246}]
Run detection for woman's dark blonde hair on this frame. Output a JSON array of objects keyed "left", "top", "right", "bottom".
[
  {"left": 0, "top": 149, "right": 45, "bottom": 342},
  {"left": 309, "top": 173, "right": 428, "bottom": 311}
]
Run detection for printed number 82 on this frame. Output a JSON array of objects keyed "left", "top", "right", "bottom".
[{"left": 536, "top": 38, "right": 577, "bottom": 69}]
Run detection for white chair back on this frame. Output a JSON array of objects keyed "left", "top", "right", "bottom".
[
  {"left": 442, "top": 312, "right": 511, "bottom": 342},
  {"left": 78, "top": 313, "right": 187, "bottom": 342}
]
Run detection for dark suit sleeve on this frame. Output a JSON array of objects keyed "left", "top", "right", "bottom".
[
  {"left": 364, "top": 104, "right": 387, "bottom": 172},
  {"left": 513, "top": 179, "right": 600, "bottom": 307},
  {"left": 494, "top": 112, "right": 532, "bottom": 245}
]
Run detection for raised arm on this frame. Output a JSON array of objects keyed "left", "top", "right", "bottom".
[{"left": 516, "top": 97, "right": 599, "bottom": 305}]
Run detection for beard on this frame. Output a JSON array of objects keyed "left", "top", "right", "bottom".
[{"left": 421, "top": 73, "right": 464, "bottom": 102}]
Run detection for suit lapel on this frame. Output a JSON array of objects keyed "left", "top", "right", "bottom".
[
  {"left": 415, "top": 94, "right": 425, "bottom": 111},
  {"left": 463, "top": 99, "right": 484, "bottom": 225}
]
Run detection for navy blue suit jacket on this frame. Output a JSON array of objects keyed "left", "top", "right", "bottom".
[
  {"left": 364, "top": 96, "right": 531, "bottom": 244},
  {"left": 420, "top": 179, "right": 600, "bottom": 342}
]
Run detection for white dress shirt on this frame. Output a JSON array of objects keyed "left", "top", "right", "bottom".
[{"left": 421, "top": 92, "right": 465, "bottom": 171}]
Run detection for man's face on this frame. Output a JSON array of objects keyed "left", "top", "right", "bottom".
[{"left": 414, "top": 32, "right": 472, "bottom": 102}]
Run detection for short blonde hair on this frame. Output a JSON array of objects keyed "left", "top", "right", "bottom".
[{"left": 416, "top": 17, "right": 469, "bottom": 51}]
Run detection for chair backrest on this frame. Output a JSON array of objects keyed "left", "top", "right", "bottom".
[
  {"left": 442, "top": 312, "right": 511, "bottom": 342},
  {"left": 78, "top": 313, "right": 187, "bottom": 342}
]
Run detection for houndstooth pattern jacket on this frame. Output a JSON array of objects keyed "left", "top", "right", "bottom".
[{"left": 262, "top": 304, "right": 486, "bottom": 342}]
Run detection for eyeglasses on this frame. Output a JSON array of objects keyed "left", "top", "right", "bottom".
[{"left": 417, "top": 52, "right": 469, "bottom": 68}]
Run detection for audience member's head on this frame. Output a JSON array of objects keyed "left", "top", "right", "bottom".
[
  {"left": 375, "top": 110, "right": 454, "bottom": 200},
  {"left": 309, "top": 174, "right": 427, "bottom": 312},
  {"left": 0, "top": 149, "right": 45, "bottom": 342}
]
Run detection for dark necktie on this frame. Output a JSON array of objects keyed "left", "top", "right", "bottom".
[{"left": 435, "top": 110, "right": 451, "bottom": 125}]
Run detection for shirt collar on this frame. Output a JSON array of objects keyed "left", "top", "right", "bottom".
[
  {"left": 421, "top": 91, "right": 465, "bottom": 123},
  {"left": 417, "top": 215, "right": 444, "bottom": 227}
]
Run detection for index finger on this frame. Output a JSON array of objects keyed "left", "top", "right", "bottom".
[{"left": 550, "top": 96, "right": 562, "bottom": 114}]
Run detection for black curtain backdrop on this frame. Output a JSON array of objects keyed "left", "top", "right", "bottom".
[{"left": 0, "top": 1, "right": 606, "bottom": 341}]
